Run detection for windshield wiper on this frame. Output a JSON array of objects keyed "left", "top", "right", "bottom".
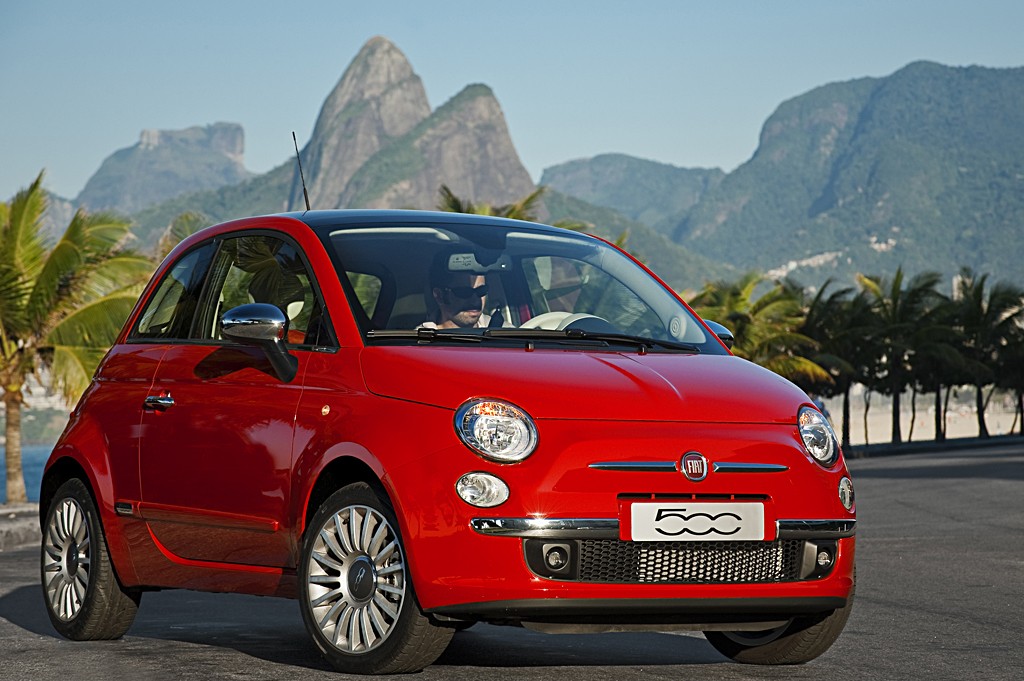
[
  {"left": 483, "top": 328, "right": 700, "bottom": 354},
  {"left": 366, "top": 328, "right": 484, "bottom": 343}
]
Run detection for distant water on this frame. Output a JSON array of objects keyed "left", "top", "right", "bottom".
[{"left": 0, "top": 444, "right": 51, "bottom": 504}]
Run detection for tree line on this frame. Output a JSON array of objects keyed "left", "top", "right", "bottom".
[
  {"left": 687, "top": 269, "right": 1024, "bottom": 450},
  {"left": 2, "top": 177, "right": 1021, "bottom": 503}
]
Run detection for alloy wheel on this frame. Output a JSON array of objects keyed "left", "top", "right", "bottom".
[
  {"left": 42, "top": 498, "right": 92, "bottom": 621},
  {"left": 306, "top": 504, "right": 406, "bottom": 654}
]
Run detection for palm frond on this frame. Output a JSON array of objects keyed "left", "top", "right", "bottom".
[
  {"left": 437, "top": 184, "right": 473, "bottom": 213},
  {"left": 762, "top": 355, "right": 832, "bottom": 384},
  {"left": 2, "top": 171, "right": 48, "bottom": 281},
  {"left": 0, "top": 263, "right": 31, "bottom": 340},
  {"left": 157, "top": 211, "right": 208, "bottom": 260},
  {"left": 78, "top": 254, "right": 154, "bottom": 300},
  {"left": 25, "top": 237, "right": 84, "bottom": 330},
  {"left": 46, "top": 293, "right": 140, "bottom": 348},
  {"left": 494, "top": 186, "right": 546, "bottom": 220},
  {"left": 81, "top": 211, "right": 134, "bottom": 255},
  {"left": 47, "top": 345, "right": 108, "bottom": 404}
]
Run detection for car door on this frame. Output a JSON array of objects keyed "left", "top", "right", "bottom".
[{"left": 137, "top": 232, "right": 331, "bottom": 568}]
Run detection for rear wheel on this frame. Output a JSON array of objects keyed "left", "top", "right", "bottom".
[
  {"left": 299, "top": 482, "right": 453, "bottom": 674},
  {"left": 40, "top": 478, "right": 140, "bottom": 639},
  {"left": 704, "top": 575, "right": 855, "bottom": 664}
]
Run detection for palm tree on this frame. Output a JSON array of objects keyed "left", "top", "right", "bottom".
[
  {"left": 688, "top": 272, "right": 828, "bottom": 385},
  {"left": 995, "top": 318, "right": 1024, "bottom": 435},
  {"left": 798, "top": 281, "right": 877, "bottom": 450},
  {"left": 1, "top": 173, "right": 153, "bottom": 503},
  {"left": 437, "top": 184, "right": 547, "bottom": 220},
  {"left": 156, "top": 211, "right": 208, "bottom": 260},
  {"left": 952, "top": 268, "right": 1024, "bottom": 437},
  {"left": 856, "top": 268, "right": 944, "bottom": 444},
  {"left": 903, "top": 293, "right": 962, "bottom": 442},
  {"left": 436, "top": 184, "right": 627, "bottom": 247}
]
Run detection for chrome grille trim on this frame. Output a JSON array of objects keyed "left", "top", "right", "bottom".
[
  {"left": 588, "top": 461, "right": 790, "bottom": 473},
  {"left": 588, "top": 461, "right": 677, "bottom": 472},
  {"left": 471, "top": 517, "right": 619, "bottom": 539},
  {"left": 472, "top": 517, "right": 856, "bottom": 540},
  {"left": 713, "top": 462, "right": 789, "bottom": 473}
]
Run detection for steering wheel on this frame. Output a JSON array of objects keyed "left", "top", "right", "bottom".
[
  {"left": 520, "top": 312, "right": 614, "bottom": 332},
  {"left": 519, "top": 311, "right": 574, "bottom": 329}
]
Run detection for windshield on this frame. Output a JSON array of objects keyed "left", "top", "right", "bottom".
[{"left": 322, "top": 220, "right": 725, "bottom": 354}]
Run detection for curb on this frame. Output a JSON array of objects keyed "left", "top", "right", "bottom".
[
  {"left": 845, "top": 433, "right": 1024, "bottom": 458},
  {"left": 0, "top": 503, "right": 39, "bottom": 552}
]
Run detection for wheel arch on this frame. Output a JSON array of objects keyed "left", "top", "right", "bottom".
[
  {"left": 39, "top": 441, "right": 140, "bottom": 586},
  {"left": 301, "top": 455, "right": 391, "bottom": 538},
  {"left": 39, "top": 451, "right": 96, "bottom": 529}
]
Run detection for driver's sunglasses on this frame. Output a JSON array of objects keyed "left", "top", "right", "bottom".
[{"left": 445, "top": 284, "right": 489, "bottom": 299}]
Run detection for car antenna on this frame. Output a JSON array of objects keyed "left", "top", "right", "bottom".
[{"left": 292, "top": 131, "right": 311, "bottom": 211}]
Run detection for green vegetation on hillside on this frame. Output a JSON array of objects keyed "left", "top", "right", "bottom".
[
  {"left": 541, "top": 153, "right": 724, "bottom": 236},
  {"left": 542, "top": 190, "right": 734, "bottom": 292},
  {"left": 131, "top": 162, "right": 293, "bottom": 250},
  {"left": 673, "top": 62, "right": 1024, "bottom": 287}
]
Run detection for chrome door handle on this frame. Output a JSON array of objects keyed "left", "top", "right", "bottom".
[{"left": 144, "top": 395, "right": 175, "bottom": 411}]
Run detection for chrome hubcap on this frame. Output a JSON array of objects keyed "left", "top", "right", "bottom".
[
  {"left": 42, "top": 498, "right": 92, "bottom": 621},
  {"left": 307, "top": 504, "right": 406, "bottom": 654}
]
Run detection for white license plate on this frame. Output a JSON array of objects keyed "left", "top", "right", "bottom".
[{"left": 629, "top": 502, "right": 765, "bottom": 541}]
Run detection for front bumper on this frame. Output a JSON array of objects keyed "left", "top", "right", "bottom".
[{"left": 419, "top": 516, "right": 855, "bottom": 628}]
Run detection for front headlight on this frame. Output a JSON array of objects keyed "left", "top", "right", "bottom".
[
  {"left": 455, "top": 398, "right": 538, "bottom": 463},
  {"left": 798, "top": 406, "right": 839, "bottom": 466}
]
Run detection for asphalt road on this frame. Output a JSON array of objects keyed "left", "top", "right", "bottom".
[{"left": 1, "top": 445, "right": 1021, "bottom": 680}]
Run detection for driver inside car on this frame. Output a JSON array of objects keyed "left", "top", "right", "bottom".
[{"left": 420, "top": 269, "right": 491, "bottom": 329}]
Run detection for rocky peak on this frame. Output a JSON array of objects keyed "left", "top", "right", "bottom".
[
  {"left": 137, "top": 123, "right": 245, "bottom": 161},
  {"left": 76, "top": 122, "right": 249, "bottom": 214},
  {"left": 340, "top": 84, "right": 536, "bottom": 211},
  {"left": 290, "top": 37, "right": 431, "bottom": 209}
]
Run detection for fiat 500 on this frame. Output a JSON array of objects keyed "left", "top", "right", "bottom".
[{"left": 40, "top": 210, "right": 855, "bottom": 674}]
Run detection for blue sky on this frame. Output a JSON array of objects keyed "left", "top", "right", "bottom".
[{"left": 2, "top": 0, "right": 1023, "bottom": 200}]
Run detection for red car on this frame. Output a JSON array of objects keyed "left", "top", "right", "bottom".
[{"left": 39, "top": 210, "right": 856, "bottom": 674}]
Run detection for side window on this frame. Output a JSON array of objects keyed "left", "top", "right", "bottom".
[
  {"left": 346, "top": 271, "right": 382, "bottom": 320},
  {"left": 195, "top": 234, "right": 332, "bottom": 347},
  {"left": 132, "top": 244, "right": 215, "bottom": 340}
]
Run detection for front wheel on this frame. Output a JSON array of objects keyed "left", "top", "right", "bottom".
[
  {"left": 704, "top": 575, "right": 855, "bottom": 664},
  {"left": 40, "top": 478, "right": 140, "bottom": 639},
  {"left": 298, "top": 482, "right": 453, "bottom": 674}
]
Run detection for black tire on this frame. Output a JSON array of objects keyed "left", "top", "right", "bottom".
[
  {"left": 704, "top": 575, "right": 855, "bottom": 664},
  {"left": 298, "top": 482, "right": 453, "bottom": 674},
  {"left": 40, "top": 478, "right": 141, "bottom": 640}
]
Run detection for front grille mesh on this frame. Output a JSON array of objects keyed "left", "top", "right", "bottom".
[{"left": 577, "top": 539, "right": 803, "bottom": 583}]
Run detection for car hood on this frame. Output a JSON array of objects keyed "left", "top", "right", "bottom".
[{"left": 360, "top": 346, "right": 807, "bottom": 424}]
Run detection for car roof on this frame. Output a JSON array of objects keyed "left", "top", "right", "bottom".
[{"left": 281, "top": 209, "right": 574, "bottom": 238}]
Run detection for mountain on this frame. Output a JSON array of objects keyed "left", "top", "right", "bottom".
[
  {"left": 543, "top": 190, "right": 734, "bottom": 291},
  {"left": 76, "top": 123, "right": 250, "bottom": 215},
  {"left": 131, "top": 38, "right": 541, "bottom": 246},
  {"left": 672, "top": 61, "right": 1024, "bottom": 285},
  {"left": 541, "top": 154, "right": 724, "bottom": 237},
  {"left": 131, "top": 161, "right": 294, "bottom": 248},
  {"left": 289, "top": 36, "right": 431, "bottom": 210},
  {"left": 340, "top": 83, "right": 535, "bottom": 209}
]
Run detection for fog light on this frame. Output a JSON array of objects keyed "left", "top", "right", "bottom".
[
  {"left": 838, "top": 477, "right": 855, "bottom": 511},
  {"left": 456, "top": 472, "right": 510, "bottom": 508},
  {"left": 816, "top": 550, "right": 833, "bottom": 568},
  {"left": 545, "top": 545, "right": 569, "bottom": 570}
]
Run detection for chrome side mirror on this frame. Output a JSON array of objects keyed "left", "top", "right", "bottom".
[
  {"left": 703, "top": 320, "right": 735, "bottom": 350},
  {"left": 221, "top": 303, "right": 298, "bottom": 382}
]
